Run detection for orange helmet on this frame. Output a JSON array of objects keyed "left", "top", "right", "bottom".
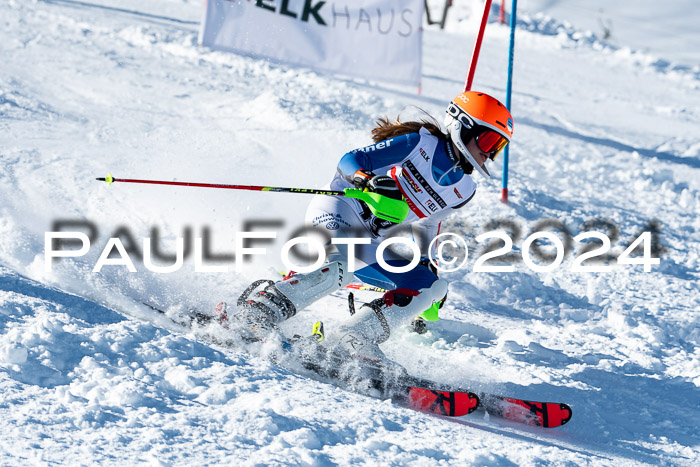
[{"left": 444, "top": 91, "right": 513, "bottom": 178}]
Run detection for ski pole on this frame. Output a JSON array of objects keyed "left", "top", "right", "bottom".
[
  {"left": 280, "top": 271, "right": 388, "bottom": 294},
  {"left": 346, "top": 284, "right": 388, "bottom": 293},
  {"left": 96, "top": 173, "right": 410, "bottom": 223},
  {"left": 96, "top": 173, "right": 346, "bottom": 196}
]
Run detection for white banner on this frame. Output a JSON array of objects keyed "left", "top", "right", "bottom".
[{"left": 199, "top": 0, "right": 424, "bottom": 86}]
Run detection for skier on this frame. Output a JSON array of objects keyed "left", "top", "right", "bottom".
[{"left": 234, "top": 91, "right": 513, "bottom": 365}]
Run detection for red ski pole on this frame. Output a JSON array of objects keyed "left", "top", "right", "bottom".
[
  {"left": 96, "top": 173, "right": 345, "bottom": 196},
  {"left": 96, "top": 172, "right": 410, "bottom": 223}
]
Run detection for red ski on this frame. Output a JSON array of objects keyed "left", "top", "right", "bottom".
[{"left": 144, "top": 301, "right": 571, "bottom": 428}]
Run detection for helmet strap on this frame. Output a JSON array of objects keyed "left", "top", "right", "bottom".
[
  {"left": 446, "top": 135, "right": 474, "bottom": 174},
  {"left": 444, "top": 136, "right": 460, "bottom": 165}
]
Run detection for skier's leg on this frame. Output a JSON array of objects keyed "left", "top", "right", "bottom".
[
  {"left": 326, "top": 258, "right": 447, "bottom": 359},
  {"left": 236, "top": 196, "right": 363, "bottom": 326},
  {"left": 354, "top": 258, "right": 446, "bottom": 333}
]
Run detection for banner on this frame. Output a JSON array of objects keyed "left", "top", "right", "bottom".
[{"left": 199, "top": 0, "right": 424, "bottom": 86}]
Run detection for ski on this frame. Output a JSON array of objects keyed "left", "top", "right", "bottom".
[
  {"left": 397, "top": 374, "right": 571, "bottom": 428},
  {"left": 143, "top": 301, "right": 570, "bottom": 427},
  {"left": 281, "top": 330, "right": 571, "bottom": 427},
  {"left": 145, "top": 301, "right": 480, "bottom": 417},
  {"left": 277, "top": 336, "right": 481, "bottom": 418}
]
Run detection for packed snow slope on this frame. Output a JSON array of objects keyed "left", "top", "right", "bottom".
[
  {"left": 520, "top": 0, "right": 700, "bottom": 68},
  {"left": 1, "top": 0, "right": 699, "bottom": 464}
]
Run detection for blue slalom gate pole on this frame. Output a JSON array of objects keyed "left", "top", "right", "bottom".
[{"left": 501, "top": 0, "right": 517, "bottom": 203}]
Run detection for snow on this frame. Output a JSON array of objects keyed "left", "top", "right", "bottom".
[{"left": 1, "top": 0, "right": 699, "bottom": 464}]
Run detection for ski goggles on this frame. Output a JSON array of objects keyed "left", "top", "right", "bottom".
[{"left": 461, "top": 125, "right": 509, "bottom": 160}]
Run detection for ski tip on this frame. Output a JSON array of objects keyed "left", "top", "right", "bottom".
[
  {"left": 558, "top": 403, "right": 573, "bottom": 427},
  {"left": 468, "top": 392, "right": 480, "bottom": 414},
  {"left": 540, "top": 402, "right": 573, "bottom": 428}
]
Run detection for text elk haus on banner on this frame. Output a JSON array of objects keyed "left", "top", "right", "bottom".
[{"left": 199, "top": 0, "right": 425, "bottom": 86}]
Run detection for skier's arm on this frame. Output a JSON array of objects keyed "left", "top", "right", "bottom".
[{"left": 337, "top": 133, "right": 420, "bottom": 183}]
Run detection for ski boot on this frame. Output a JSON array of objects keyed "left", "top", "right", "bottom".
[
  {"left": 231, "top": 260, "right": 351, "bottom": 330},
  {"left": 236, "top": 279, "right": 296, "bottom": 328},
  {"left": 323, "top": 280, "right": 448, "bottom": 382},
  {"left": 410, "top": 317, "right": 427, "bottom": 334}
]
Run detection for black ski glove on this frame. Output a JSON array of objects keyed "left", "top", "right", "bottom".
[
  {"left": 352, "top": 170, "right": 403, "bottom": 201},
  {"left": 352, "top": 169, "right": 375, "bottom": 190}
]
